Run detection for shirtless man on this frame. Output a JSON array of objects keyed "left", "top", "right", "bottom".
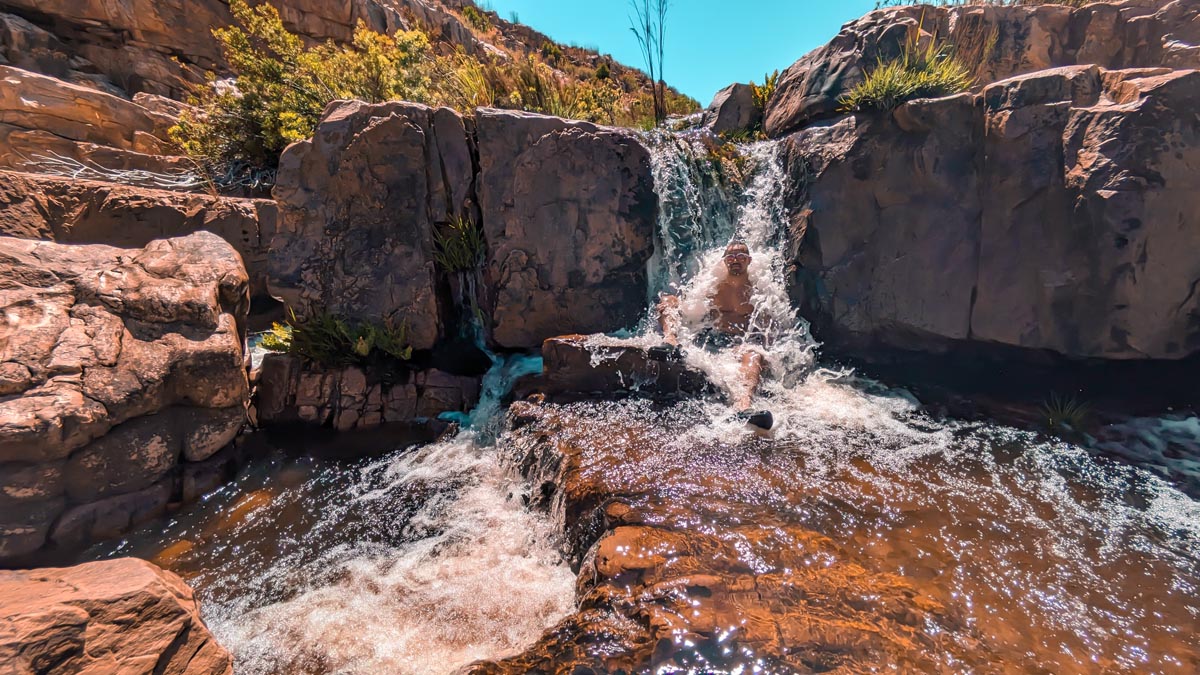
[{"left": 656, "top": 240, "right": 772, "bottom": 430}]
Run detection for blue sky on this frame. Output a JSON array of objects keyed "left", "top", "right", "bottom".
[{"left": 480, "top": 0, "right": 880, "bottom": 103}]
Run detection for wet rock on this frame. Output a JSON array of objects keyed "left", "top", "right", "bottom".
[
  {"left": 254, "top": 353, "right": 479, "bottom": 433},
  {"left": 477, "top": 109, "right": 657, "bottom": 348},
  {"left": 0, "top": 558, "right": 232, "bottom": 675},
  {"left": 784, "top": 65, "right": 1200, "bottom": 361},
  {"left": 0, "top": 170, "right": 276, "bottom": 306},
  {"left": 0, "top": 233, "right": 249, "bottom": 564},
  {"left": 702, "top": 83, "right": 762, "bottom": 135},
  {"left": 473, "top": 402, "right": 964, "bottom": 673},
  {"left": 765, "top": 0, "right": 1200, "bottom": 137},
  {"left": 541, "top": 335, "right": 714, "bottom": 401}
]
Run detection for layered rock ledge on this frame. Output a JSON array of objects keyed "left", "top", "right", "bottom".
[
  {"left": 0, "top": 558, "right": 232, "bottom": 674},
  {"left": 0, "top": 232, "right": 250, "bottom": 565}
]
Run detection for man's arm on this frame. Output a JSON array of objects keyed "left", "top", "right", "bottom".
[{"left": 657, "top": 294, "right": 682, "bottom": 346}]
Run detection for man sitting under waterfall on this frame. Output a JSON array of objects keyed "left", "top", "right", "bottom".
[{"left": 654, "top": 240, "right": 773, "bottom": 431}]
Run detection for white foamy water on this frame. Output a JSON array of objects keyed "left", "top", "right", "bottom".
[{"left": 206, "top": 434, "right": 575, "bottom": 675}]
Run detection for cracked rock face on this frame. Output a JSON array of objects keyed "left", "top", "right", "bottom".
[
  {"left": 0, "top": 558, "right": 232, "bottom": 675},
  {"left": 270, "top": 101, "right": 657, "bottom": 352},
  {"left": 0, "top": 232, "right": 249, "bottom": 564},
  {"left": 783, "top": 66, "right": 1200, "bottom": 361}
]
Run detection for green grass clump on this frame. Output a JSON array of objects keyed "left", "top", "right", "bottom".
[
  {"left": 840, "top": 31, "right": 973, "bottom": 113},
  {"left": 434, "top": 216, "right": 486, "bottom": 272},
  {"left": 1040, "top": 393, "right": 1091, "bottom": 432},
  {"left": 261, "top": 309, "right": 412, "bottom": 368}
]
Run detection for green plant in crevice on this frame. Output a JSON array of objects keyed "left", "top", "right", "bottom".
[
  {"left": 751, "top": 70, "right": 779, "bottom": 110},
  {"left": 261, "top": 308, "right": 412, "bottom": 368},
  {"left": 1041, "top": 393, "right": 1091, "bottom": 433},
  {"left": 839, "top": 25, "right": 974, "bottom": 113},
  {"left": 434, "top": 215, "right": 486, "bottom": 272}
]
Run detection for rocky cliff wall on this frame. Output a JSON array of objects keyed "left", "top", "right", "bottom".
[{"left": 270, "top": 100, "right": 657, "bottom": 353}]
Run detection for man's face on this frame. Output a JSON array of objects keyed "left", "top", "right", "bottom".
[{"left": 723, "top": 245, "right": 751, "bottom": 276}]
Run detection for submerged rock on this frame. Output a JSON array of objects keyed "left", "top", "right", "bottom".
[
  {"left": 0, "top": 232, "right": 249, "bottom": 565},
  {"left": 540, "top": 335, "right": 714, "bottom": 401},
  {"left": 0, "top": 558, "right": 232, "bottom": 674}
]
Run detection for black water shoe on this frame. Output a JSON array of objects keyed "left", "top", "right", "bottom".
[{"left": 736, "top": 409, "right": 774, "bottom": 431}]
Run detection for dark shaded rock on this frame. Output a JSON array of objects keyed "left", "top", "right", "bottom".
[
  {"left": 540, "top": 335, "right": 714, "bottom": 401},
  {"left": 783, "top": 66, "right": 1200, "bottom": 361}
]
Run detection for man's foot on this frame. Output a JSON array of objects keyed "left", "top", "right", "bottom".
[
  {"left": 648, "top": 343, "right": 683, "bottom": 362},
  {"left": 736, "top": 409, "right": 773, "bottom": 431}
]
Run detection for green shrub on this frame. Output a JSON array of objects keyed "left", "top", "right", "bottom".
[
  {"left": 462, "top": 6, "right": 491, "bottom": 33},
  {"left": 839, "top": 31, "right": 973, "bottom": 112},
  {"left": 595, "top": 62, "right": 611, "bottom": 80},
  {"left": 172, "top": 0, "right": 430, "bottom": 172},
  {"left": 434, "top": 216, "right": 486, "bottom": 272},
  {"left": 540, "top": 41, "right": 564, "bottom": 65},
  {"left": 261, "top": 309, "right": 412, "bottom": 368}
]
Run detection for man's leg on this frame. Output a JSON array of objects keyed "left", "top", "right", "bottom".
[{"left": 733, "top": 347, "right": 765, "bottom": 411}]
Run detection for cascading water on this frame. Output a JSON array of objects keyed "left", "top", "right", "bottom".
[{"left": 83, "top": 130, "right": 1200, "bottom": 674}]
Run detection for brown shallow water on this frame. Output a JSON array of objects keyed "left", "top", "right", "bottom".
[{"left": 83, "top": 372, "right": 1200, "bottom": 674}]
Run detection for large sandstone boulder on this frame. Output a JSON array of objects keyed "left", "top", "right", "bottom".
[
  {"left": 0, "top": 233, "right": 250, "bottom": 564},
  {"left": 0, "top": 170, "right": 276, "bottom": 303},
  {"left": 476, "top": 109, "right": 656, "bottom": 349},
  {"left": 270, "top": 100, "right": 471, "bottom": 351},
  {"left": 270, "top": 102, "right": 657, "bottom": 352},
  {"left": 783, "top": 65, "right": 1200, "bottom": 360},
  {"left": 765, "top": 0, "right": 1200, "bottom": 137},
  {"left": 0, "top": 558, "right": 232, "bottom": 674},
  {"left": 541, "top": 335, "right": 713, "bottom": 401}
]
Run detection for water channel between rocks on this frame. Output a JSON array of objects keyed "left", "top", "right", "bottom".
[{"left": 84, "top": 137, "right": 1200, "bottom": 674}]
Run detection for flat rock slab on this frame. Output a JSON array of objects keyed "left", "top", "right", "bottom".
[{"left": 0, "top": 558, "right": 232, "bottom": 675}]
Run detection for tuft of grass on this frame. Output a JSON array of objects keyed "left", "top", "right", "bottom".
[
  {"left": 434, "top": 216, "right": 486, "bottom": 272},
  {"left": 839, "top": 28, "right": 974, "bottom": 113},
  {"left": 261, "top": 308, "right": 412, "bottom": 368},
  {"left": 1041, "top": 393, "right": 1091, "bottom": 432},
  {"left": 461, "top": 6, "right": 491, "bottom": 33}
]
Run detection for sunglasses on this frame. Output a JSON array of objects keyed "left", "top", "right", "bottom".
[{"left": 724, "top": 252, "right": 751, "bottom": 262}]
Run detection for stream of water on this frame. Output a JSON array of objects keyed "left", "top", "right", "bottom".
[{"left": 83, "top": 133, "right": 1200, "bottom": 673}]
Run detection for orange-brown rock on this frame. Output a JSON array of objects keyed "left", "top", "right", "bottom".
[
  {"left": 765, "top": 0, "right": 1200, "bottom": 137},
  {"left": 0, "top": 233, "right": 249, "bottom": 564},
  {"left": 0, "top": 558, "right": 232, "bottom": 675},
  {"left": 475, "top": 401, "right": 971, "bottom": 673}
]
